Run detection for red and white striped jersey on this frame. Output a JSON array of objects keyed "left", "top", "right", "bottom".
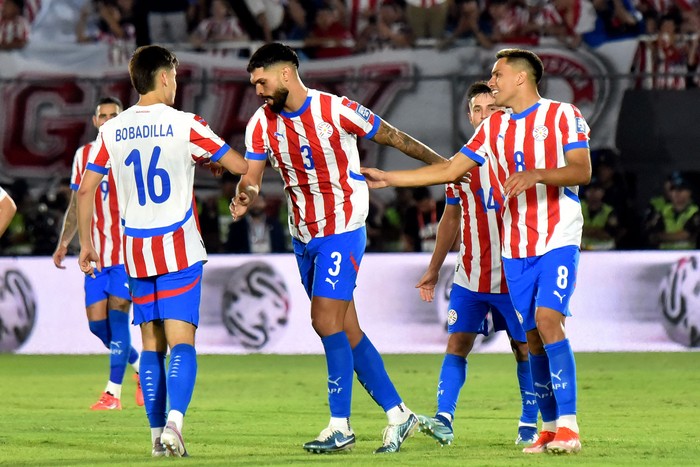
[
  {"left": 446, "top": 161, "right": 507, "bottom": 293},
  {"left": 0, "top": 15, "right": 29, "bottom": 46},
  {"left": 461, "top": 98, "right": 590, "bottom": 259},
  {"left": 537, "top": 0, "right": 597, "bottom": 36},
  {"left": 345, "top": 0, "right": 380, "bottom": 36},
  {"left": 71, "top": 140, "right": 123, "bottom": 268},
  {"left": 245, "top": 89, "right": 379, "bottom": 243},
  {"left": 89, "top": 103, "right": 231, "bottom": 278}
]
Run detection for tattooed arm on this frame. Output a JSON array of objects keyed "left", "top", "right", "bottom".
[{"left": 370, "top": 119, "right": 447, "bottom": 165}]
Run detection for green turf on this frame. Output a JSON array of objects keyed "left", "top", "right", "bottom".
[{"left": 0, "top": 352, "right": 698, "bottom": 466}]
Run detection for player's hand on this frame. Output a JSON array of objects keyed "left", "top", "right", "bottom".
[
  {"left": 455, "top": 172, "right": 472, "bottom": 185},
  {"left": 78, "top": 246, "right": 101, "bottom": 278},
  {"left": 204, "top": 160, "right": 224, "bottom": 177},
  {"left": 360, "top": 167, "right": 389, "bottom": 189},
  {"left": 52, "top": 244, "right": 68, "bottom": 269},
  {"left": 230, "top": 193, "right": 250, "bottom": 222},
  {"left": 415, "top": 269, "right": 439, "bottom": 302},
  {"left": 503, "top": 170, "right": 541, "bottom": 197}
]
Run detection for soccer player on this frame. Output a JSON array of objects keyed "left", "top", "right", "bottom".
[
  {"left": 77, "top": 45, "right": 248, "bottom": 457},
  {"left": 362, "top": 48, "right": 591, "bottom": 455},
  {"left": 415, "top": 81, "right": 538, "bottom": 447},
  {"left": 53, "top": 97, "right": 143, "bottom": 411},
  {"left": 231, "top": 42, "right": 447, "bottom": 454},
  {"left": 0, "top": 185, "right": 17, "bottom": 237}
]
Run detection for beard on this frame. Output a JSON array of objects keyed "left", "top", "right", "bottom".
[{"left": 266, "top": 87, "right": 289, "bottom": 113}]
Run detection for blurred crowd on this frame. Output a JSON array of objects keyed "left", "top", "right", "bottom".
[
  {"left": 1, "top": 155, "right": 698, "bottom": 256},
  {"left": 0, "top": 0, "right": 697, "bottom": 86}
]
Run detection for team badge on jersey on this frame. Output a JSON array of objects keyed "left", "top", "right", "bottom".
[
  {"left": 316, "top": 121, "right": 334, "bottom": 139},
  {"left": 532, "top": 125, "right": 549, "bottom": 141},
  {"left": 447, "top": 309, "right": 458, "bottom": 326},
  {"left": 575, "top": 117, "right": 586, "bottom": 134}
]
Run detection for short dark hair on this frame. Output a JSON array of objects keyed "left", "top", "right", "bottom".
[
  {"left": 466, "top": 81, "right": 492, "bottom": 102},
  {"left": 129, "top": 45, "right": 179, "bottom": 95},
  {"left": 247, "top": 43, "right": 300, "bottom": 73},
  {"left": 95, "top": 96, "right": 123, "bottom": 112},
  {"left": 496, "top": 48, "right": 544, "bottom": 85}
]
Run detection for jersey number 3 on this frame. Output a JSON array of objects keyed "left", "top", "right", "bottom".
[{"left": 125, "top": 146, "right": 171, "bottom": 206}]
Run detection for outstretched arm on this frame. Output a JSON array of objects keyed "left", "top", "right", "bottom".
[
  {"left": 416, "top": 202, "right": 461, "bottom": 302},
  {"left": 362, "top": 152, "right": 478, "bottom": 188},
  {"left": 370, "top": 119, "right": 447, "bottom": 165}
]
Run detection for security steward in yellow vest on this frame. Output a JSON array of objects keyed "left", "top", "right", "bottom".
[
  {"left": 648, "top": 175, "right": 699, "bottom": 250},
  {"left": 582, "top": 179, "right": 619, "bottom": 250}
]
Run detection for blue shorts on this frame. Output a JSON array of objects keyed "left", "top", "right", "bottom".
[
  {"left": 84, "top": 265, "right": 131, "bottom": 307},
  {"left": 292, "top": 227, "right": 366, "bottom": 301},
  {"left": 447, "top": 283, "right": 527, "bottom": 342},
  {"left": 502, "top": 245, "right": 580, "bottom": 332},
  {"left": 128, "top": 262, "right": 203, "bottom": 326}
]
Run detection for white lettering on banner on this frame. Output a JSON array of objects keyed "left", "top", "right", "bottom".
[{"left": 5, "top": 251, "right": 697, "bottom": 354}]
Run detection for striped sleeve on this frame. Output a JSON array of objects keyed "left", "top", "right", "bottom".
[
  {"left": 188, "top": 113, "right": 229, "bottom": 163},
  {"left": 69, "top": 145, "right": 85, "bottom": 191},
  {"left": 461, "top": 120, "right": 492, "bottom": 166},
  {"left": 445, "top": 183, "right": 460, "bottom": 204},
  {"left": 87, "top": 134, "right": 110, "bottom": 174},
  {"left": 338, "top": 97, "right": 381, "bottom": 139},
  {"left": 560, "top": 104, "right": 590, "bottom": 152},
  {"left": 245, "top": 108, "right": 268, "bottom": 160}
]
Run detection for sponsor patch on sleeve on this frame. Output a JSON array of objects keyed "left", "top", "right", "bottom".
[{"left": 575, "top": 117, "right": 586, "bottom": 134}]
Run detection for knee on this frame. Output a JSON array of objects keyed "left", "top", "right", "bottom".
[
  {"left": 108, "top": 296, "right": 131, "bottom": 313},
  {"left": 445, "top": 333, "right": 474, "bottom": 357},
  {"left": 511, "top": 339, "right": 530, "bottom": 361},
  {"left": 88, "top": 320, "right": 110, "bottom": 348}
]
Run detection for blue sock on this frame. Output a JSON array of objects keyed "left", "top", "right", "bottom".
[
  {"left": 436, "top": 353, "right": 467, "bottom": 418},
  {"left": 168, "top": 343, "right": 198, "bottom": 415},
  {"left": 88, "top": 319, "right": 110, "bottom": 348},
  {"left": 322, "top": 332, "right": 353, "bottom": 418},
  {"left": 517, "top": 360, "right": 538, "bottom": 424},
  {"left": 352, "top": 334, "right": 402, "bottom": 411},
  {"left": 108, "top": 310, "right": 131, "bottom": 384},
  {"left": 529, "top": 352, "right": 558, "bottom": 423},
  {"left": 140, "top": 351, "right": 167, "bottom": 428},
  {"left": 544, "top": 338, "right": 577, "bottom": 416},
  {"left": 128, "top": 347, "right": 139, "bottom": 365}
]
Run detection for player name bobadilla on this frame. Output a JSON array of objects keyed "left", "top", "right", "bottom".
[{"left": 115, "top": 124, "right": 174, "bottom": 141}]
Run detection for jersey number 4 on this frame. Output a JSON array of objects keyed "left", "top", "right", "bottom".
[{"left": 125, "top": 146, "right": 171, "bottom": 206}]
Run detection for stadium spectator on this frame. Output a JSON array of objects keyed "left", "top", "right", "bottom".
[
  {"left": 583, "top": 0, "right": 644, "bottom": 47},
  {"left": 413, "top": 81, "right": 539, "bottom": 448},
  {"left": 581, "top": 177, "right": 620, "bottom": 250},
  {"left": 537, "top": 0, "right": 598, "bottom": 48},
  {"left": 225, "top": 191, "right": 287, "bottom": 253},
  {"left": 476, "top": 0, "right": 539, "bottom": 48},
  {"left": 233, "top": 42, "right": 449, "bottom": 454},
  {"left": 404, "top": 0, "right": 449, "bottom": 40},
  {"left": 53, "top": 96, "right": 143, "bottom": 412},
  {"left": 402, "top": 187, "right": 445, "bottom": 252},
  {"left": 355, "top": 1, "right": 413, "bottom": 53},
  {"left": 645, "top": 172, "right": 699, "bottom": 249},
  {"left": 0, "top": 185, "right": 17, "bottom": 238},
  {"left": 344, "top": 0, "right": 381, "bottom": 38},
  {"left": 362, "top": 48, "right": 592, "bottom": 455},
  {"left": 146, "top": 0, "right": 190, "bottom": 45},
  {"left": 244, "top": 0, "right": 286, "bottom": 42},
  {"left": 304, "top": 2, "right": 354, "bottom": 58},
  {"left": 0, "top": 0, "right": 29, "bottom": 50},
  {"left": 189, "top": 0, "right": 248, "bottom": 55},
  {"left": 437, "top": 0, "right": 485, "bottom": 50},
  {"left": 76, "top": 45, "right": 248, "bottom": 457},
  {"left": 380, "top": 187, "right": 414, "bottom": 252}
]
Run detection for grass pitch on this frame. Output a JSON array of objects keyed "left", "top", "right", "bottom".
[{"left": 0, "top": 352, "right": 698, "bottom": 466}]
